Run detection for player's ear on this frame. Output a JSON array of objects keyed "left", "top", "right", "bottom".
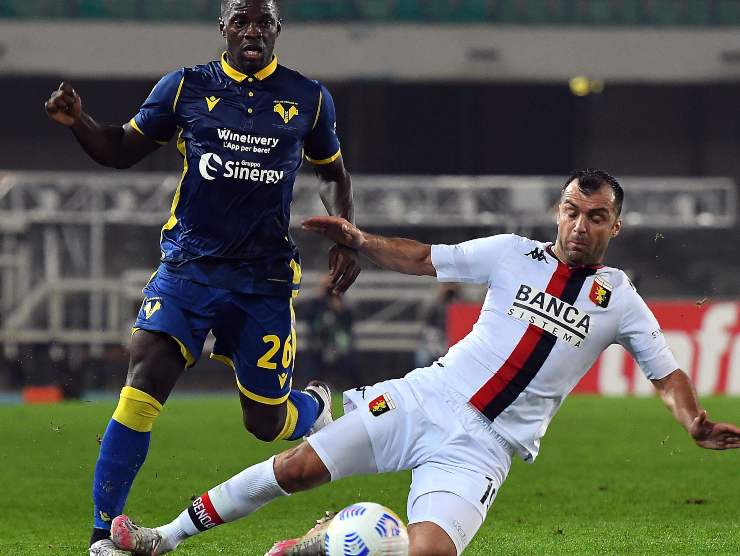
[
  {"left": 219, "top": 18, "right": 226, "bottom": 37},
  {"left": 276, "top": 19, "right": 282, "bottom": 36},
  {"left": 611, "top": 218, "right": 622, "bottom": 238}
]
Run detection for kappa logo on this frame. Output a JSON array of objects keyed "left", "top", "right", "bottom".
[
  {"left": 205, "top": 96, "right": 222, "bottom": 112},
  {"left": 369, "top": 393, "right": 396, "bottom": 417},
  {"left": 142, "top": 298, "right": 162, "bottom": 319},
  {"left": 274, "top": 101, "right": 299, "bottom": 124},
  {"left": 590, "top": 276, "right": 613, "bottom": 308},
  {"left": 507, "top": 284, "right": 591, "bottom": 348},
  {"left": 525, "top": 248, "right": 548, "bottom": 263}
]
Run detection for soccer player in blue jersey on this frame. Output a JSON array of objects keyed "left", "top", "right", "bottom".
[{"left": 44, "top": 1, "right": 360, "bottom": 554}]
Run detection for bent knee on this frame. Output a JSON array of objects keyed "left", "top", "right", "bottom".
[
  {"left": 273, "top": 444, "right": 330, "bottom": 493},
  {"left": 410, "top": 539, "right": 457, "bottom": 556},
  {"left": 409, "top": 522, "right": 458, "bottom": 556},
  {"left": 244, "top": 417, "right": 284, "bottom": 443}
]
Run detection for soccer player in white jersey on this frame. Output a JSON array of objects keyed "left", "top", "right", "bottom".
[{"left": 110, "top": 170, "right": 740, "bottom": 556}]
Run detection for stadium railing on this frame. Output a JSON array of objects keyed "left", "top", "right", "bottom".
[
  {"left": 0, "top": 171, "right": 735, "bottom": 355},
  {"left": 2, "top": 0, "right": 740, "bottom": 26}
]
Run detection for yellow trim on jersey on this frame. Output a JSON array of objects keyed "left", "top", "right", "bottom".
[
  {"left": 129, "top": 117, "right": 145, "bottom": 136},
  {"left": 131, "top": 328, "right": 195, "bottom": 368},
  {"left": 111, "top": 386, "right": 163, "bottom": 433},
  {"left": 172, "top": 76, "right": 185, "bottom": 111},
  {"left": 210, "top": 353, "right": 236, "bottom": 370},
  {"left": 312, "top": 89, "right": 323, "bottom": 130},
  {"left": 221, "top": 52, "right": 278, "bottom": 82},
  {"left": 290, "top": 259, "right": 302, "bottom": 287},
  {"left": 128, "top": 116, "right": 168, "bottom": 145},
  {"left": 274, "top": 400, "right": 299, "bottom": 441},
  {"left": 162, "top": 129, "right": 186, "bottom": 235},
  {"left": 306, "top": 149, "right": 341, "bottom": 166},
  {"left": 255, "top": 55, "right": 278, "bottom": 80},
  {"left": 235, "top": 375, "right": 290, "bottom": 405}
]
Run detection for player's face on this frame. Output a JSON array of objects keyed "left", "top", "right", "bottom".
[
  {"left": 220, "top": 0, "right": 281, "bottom": 74},
  {"left": 555, "top": 181, "right": 622, "bottom": 266}
]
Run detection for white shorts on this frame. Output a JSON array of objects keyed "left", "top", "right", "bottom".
[{"left": 308, "top": 366, "right": 514, "bottom": 554}]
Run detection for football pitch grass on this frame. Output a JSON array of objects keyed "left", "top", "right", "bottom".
[{"left": 1, "top": 395, "right": 738, "bottom": 555}]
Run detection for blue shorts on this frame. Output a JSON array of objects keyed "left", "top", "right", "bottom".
[{"left": 133, "top": 266, "right": 296, "bottom": 405}]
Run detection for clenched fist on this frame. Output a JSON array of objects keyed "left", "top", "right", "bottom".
[{"left": 45, "top": 81, "right": 82, "bottom": 126}]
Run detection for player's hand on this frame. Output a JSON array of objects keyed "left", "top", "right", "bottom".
[
  {"left": 45, "top": 81, "right": 82, "bottom": 127},
  {"left": 689, "top": 410, "right": 740, "bottom": 450},
  {"left": 328, "top": 244, "right": 361, "bottom": 294},
  {"left": 302, "top": 216, "right": 365, "bottom": 250}
]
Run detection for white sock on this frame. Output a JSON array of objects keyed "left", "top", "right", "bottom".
[{"left": 156, "top": 456, "right": 288, "bottom": 550}]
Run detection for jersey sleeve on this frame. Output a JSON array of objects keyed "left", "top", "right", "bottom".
[
  {"left": 617, "top": 284, "right": 678, "bottom": 380},
  {"left": 431, "top": 234, "right": 513, "bottom": 285},
  {"left": 128, "top": 69, "right": 184, "bottom": 144},
  {"left": 304, "top": 82, "right": 341, "bottom": 165}
]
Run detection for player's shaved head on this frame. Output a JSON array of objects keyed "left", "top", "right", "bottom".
[
  {"left": 221, "top": 0, "right": 279, "bottom": 21},
  {"left": 562, "top": 169, "right": 623, "bottom": 217}
]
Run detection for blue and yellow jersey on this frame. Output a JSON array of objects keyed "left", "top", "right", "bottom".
[{"left": 130, "top": 54, "right": 341, "bottom": 297}]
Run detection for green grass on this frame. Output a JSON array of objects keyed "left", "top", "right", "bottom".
[{"left": 0, "top": 395, "right": 738, "bottom": 555}]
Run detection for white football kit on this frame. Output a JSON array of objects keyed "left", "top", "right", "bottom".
[{"left": 308, "top": 234, "right": 678, "bottom": 554}]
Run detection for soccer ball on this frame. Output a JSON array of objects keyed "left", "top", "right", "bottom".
[{"left": 324, "top": 502, "right": 409, "bottom": 556}]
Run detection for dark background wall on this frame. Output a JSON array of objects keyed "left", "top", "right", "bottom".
[{"left": 9, "top": 75, "right": 740, "bottom": 183}]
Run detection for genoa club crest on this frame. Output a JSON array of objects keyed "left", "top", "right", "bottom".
[
  {"left": 369, "top": 393, "right": 396, "bottom": 417},
  {"left": 589, "top": 276, "right": 612, "bottom": 308}
]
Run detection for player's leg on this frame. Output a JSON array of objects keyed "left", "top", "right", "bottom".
[
  {"left": 112, "top": 373, "right": 441, "bottom": 554},
  {"left": 112, "top": 410, "right": 375, "bottom": 554},
  {"left": 407, "top": 493, "right": 484, "bottom": 556},
  {"left": 402, "top": 387, "right": 515, "bottom": 555},
  {"left": 90, "top": 270, "right": 214, "bottom": 551},
  {"left": 408, "top": 522, "right": 458, "bottom": 556},
  {"left": 212, "top": 294, "right": 328, "bottom": 443},
  {"left": 90, "top": 331, "right": 185, "bottom": 547}
]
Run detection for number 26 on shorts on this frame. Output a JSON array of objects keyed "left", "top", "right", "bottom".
[{"left": 257, "top": 329, "right": 297, "bottom": 371}]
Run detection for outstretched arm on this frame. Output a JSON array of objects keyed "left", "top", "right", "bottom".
[
  {"left": 652, "top": 369, "right": 740, "bottom": 450},
  {"left": 312, "top": 158, "right": 360, "bottom": 294},
  {"left": 45, "top": 81, "right": 160, "bottom": 169},
  {"left": 302, "top": 216, "right": 435, "bottom": 277}
]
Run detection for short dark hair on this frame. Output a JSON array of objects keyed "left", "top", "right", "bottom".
[
  {"left": 562, "top": 169, "right": 624, "bottom": 217},
  {"left": 221, "top": 0, "right": 280, "bottom": 20}
]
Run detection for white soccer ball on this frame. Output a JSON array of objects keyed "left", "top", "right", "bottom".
[{"left": 324, "top": 502, "right": 409, "bottom": 556}]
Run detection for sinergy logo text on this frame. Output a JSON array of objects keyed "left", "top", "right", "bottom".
[{"left": 198, "top": 153, "right": 284, "bottom": 184}]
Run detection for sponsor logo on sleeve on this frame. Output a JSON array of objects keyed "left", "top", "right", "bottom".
[
  {"left": 369, "top": 393, "right": 396, "bottom": 417},
  {"left": 507, "top": 284, "right": 591, "bottom": 348},
  {"left": 589, "top": 276, "right": 612, "bottom": 308}
]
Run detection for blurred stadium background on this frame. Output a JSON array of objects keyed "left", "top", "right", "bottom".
[{"left": 1, "top": 0, "right": 739, "bottom": 402}]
